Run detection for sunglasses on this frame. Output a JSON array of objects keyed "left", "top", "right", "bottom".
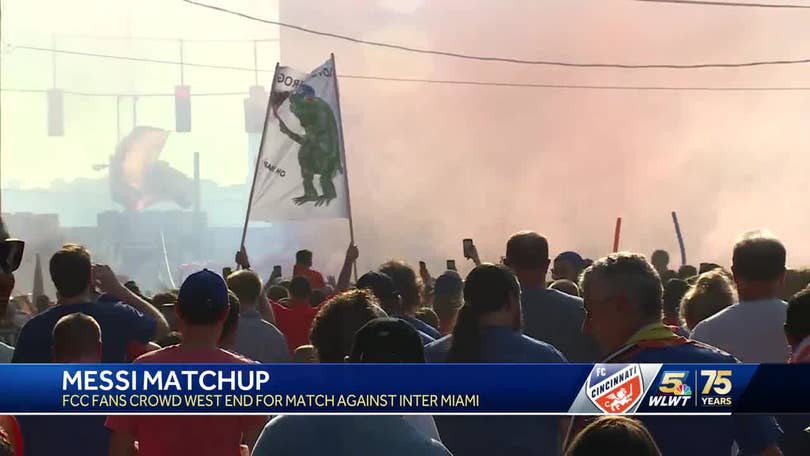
[{"left": 0, "top": 239, "right": 24, "bottom": 274}]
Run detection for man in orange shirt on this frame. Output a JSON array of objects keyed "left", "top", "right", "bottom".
[
  {"left": 293, "top": 249, "right": 326, "bottom": 290},
  {"left": 107, "top": 270, "right": 266, "bottom": 456}
]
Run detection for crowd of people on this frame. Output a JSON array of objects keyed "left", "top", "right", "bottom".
[{"left": 0, "top": 215, "right": 809, "bottom": 455}]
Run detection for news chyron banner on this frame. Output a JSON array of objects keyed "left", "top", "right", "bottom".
[{"left": 0, "top": 364, "right": 806, "bottom": 414}]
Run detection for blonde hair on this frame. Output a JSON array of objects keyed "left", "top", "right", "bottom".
[{"left": 680, "top": 270, "right": 737, "bottom": 330}]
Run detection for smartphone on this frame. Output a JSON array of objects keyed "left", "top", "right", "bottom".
[
  {"left": 273, "top": 265, "right": 282, "bottom": 276},
  {"left": 222, "top": 267, "right": 233, "bottom": 278},
  {"left": 463, "top": 238, "right": 474, "bottom": 258},
  {"left": 447, "top": 259, "right": 456, "bottom": 271},
  {"left": 419, "top": 261, "right": 427, "bottom": 270}
]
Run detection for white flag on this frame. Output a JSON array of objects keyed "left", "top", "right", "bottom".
[{"left": 248, "top": 58, "right": 349, "bottom": 221}]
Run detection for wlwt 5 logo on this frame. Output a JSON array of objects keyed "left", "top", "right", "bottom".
[{"left": 648, "top": 371, "right": 693, "bottom": 407}]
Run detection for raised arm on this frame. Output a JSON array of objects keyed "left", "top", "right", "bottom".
[
  {"left": 94, "top": 264, "right": 170, "bottom": 339},
  {"left": 335, "top": 244, "right": 359, "bottom": 293}
]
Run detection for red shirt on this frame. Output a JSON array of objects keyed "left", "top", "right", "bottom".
[
  {"left": 272, "top": 300, "right": 320, "bottom": 354},
  {"left": 105, "top": 345, "right": 266, "bottom": 456},
  {"left": 292, "top": 265, "right": 326, "bottom": 290}
]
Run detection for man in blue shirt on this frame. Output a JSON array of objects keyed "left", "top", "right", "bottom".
[
  {"left": 13, "top": 244, "right": 168, "bottom": 364},
  {"left": 505, "top": 231, "right": 599, "bottom": 362},
  {"left": 226, "top": 269, "right": 290, "bottom": 362},
  {"left": 575, "top": 252, "right": 782, "bottom": 456}
]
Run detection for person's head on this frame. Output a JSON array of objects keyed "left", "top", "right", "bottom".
[
  {"left": 433, "top": 270, "right": 464, "bottom": 325},
  {"left": 679, "top": 269, "right": 737, "bottom": 330},
  {"left": 357, "top": 271, "right": 401, "bottom": 315},
  {"left": 310, "top": 289, "right": 326, "bottom": 307},
  {"left": 448, "top": 264, "right": 521, "bottom": 362},
  {"left": 267, "top": 285, "right": 289, "bottom": 302},
  {"left": 565, "top": 416, "right": 661, "bottom": 456},
  {"left": 504, "top": 231, "right": 550, "bottom": 285},
  {"left": 731, "top": 231, "right": 787, "bottom": 300},
  {"left": 49, "top": 244, "right": 92, "bottom": 302},
  {"left": 288, "top": 276, "right": 312, "bottom": 301},
  {"left": 699, "top": 262, "right": 722, "bottom": 274},
  {"left": 677, "top": 265, "right": 697, "bottom": 280},
  {"left": 219, "top": 290, "right": 240, "bottom": 349},
  {"left": 176, "top": 269, "right": 230, "bottom": 336},
  {"left": 295, "top": 249, "right": 313, "bottom": 267},
  {"left": 552, "top": 251, "right": 586, "bottom": 282},
  {"left": 226, "top": 269, "right": 262, "bottom": 310},
  {"left": 580, "top": 253, "right": 663, "bottom": 355},
  {"left": 550, "top": 279, "right": 580, "bottom": 297},
  {"left": 309, "top": 289, "right": 380, "bottom": 362},
  {"left": 415, "top": 307, "right": 439, "bottom": 331},
  {"left": 52, "top": 312, "right": 102, "bottom": 363},
  {"left": 650, "top": 250, "right": 670, "bottom": 274},
  {"left": 662, "top": 278, "right": 690, "bottom": 321},
  {"left": 348, "top": 317, "right": 425, "bottom": 363},
  {"left": 378, "top": 260, "right": 422, "bottom": 314},
  {"left": 785, "top": 289, "right": 810, "bottom": 349},
  {"left": 0, "top": 218, "right": 22, "bottom": 319}
]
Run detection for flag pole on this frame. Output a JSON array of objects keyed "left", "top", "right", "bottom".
[
  {"left": 612, "top": 217, "right": 622, "bottom": 253},
  {"left": 330, "top": 53, "right": 358, "bottom": 281},
  {"left": 671, "top": 211, "right": 687, "bottom": 267},
  {"left": 240, "top": 62, "right": 281, "bottom": 253}
]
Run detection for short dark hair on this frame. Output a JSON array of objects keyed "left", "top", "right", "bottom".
[
  {"left": 505, "top": 231, "right": 549, "bottom": 269},
  {"left": 267, "top": 285, "right": 289, "bottom": 301},
  {"left": 786, "top": 289, "right": 810, "bottom": 341},
  {"left": 310, "top": 289, "right": 379, "bottom": 362},
  {"left": 651, "top": 250, "right": 669, "bottom": 267},
  {"left": 732, "top": 232, "right": 786, "bottom": 282},
  {"left": 221, "top": 291, "right": 240, "bottom": 343},
  {"left": 379, "top": 260, "right": 422, "bottom": 311},
  {"left": 49, "top": 244, "right": 92, "bottom": 299},
  {"left": 289, "top": 276, "right": 312, "bottom": 299},
  {"left": 52, "top": 312, "right": 101, "bottom": 361},
  {"left": 581, "top": 253, "right": 663, "bottom": 320},
  {"left": 295, "top": 250, "right": 312, "bottom": 265},
  {"left": 662, "top": 278, "right": 690, "bottom": 317},
  {"left": 227, "top": 270, "right": 262, "bottom": 306},
  {"left": 566, "top": 416, "right": 661, "bottom": 456}
]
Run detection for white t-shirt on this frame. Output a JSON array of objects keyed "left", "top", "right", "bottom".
[{"left": 690, "top": 298, "right": 788, "bottom": 363}]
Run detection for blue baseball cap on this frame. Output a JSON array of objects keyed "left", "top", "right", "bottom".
[{"left": 178, "top": 269, "right": 229, "bottom": 323}]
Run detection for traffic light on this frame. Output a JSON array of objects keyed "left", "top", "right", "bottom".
[
  {"left": 175, "top": 85, "right": 191, "bottom": 132},
  {"left": 47, "top": 89, "right": 64, "bottom": 136},
  {"left": 244, "top": 85, "right": 268, "bottom": 133}
]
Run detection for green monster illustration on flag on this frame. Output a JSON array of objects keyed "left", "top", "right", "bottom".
[{"left": 275, "top": 84, "right": 343, "bottom": 207}]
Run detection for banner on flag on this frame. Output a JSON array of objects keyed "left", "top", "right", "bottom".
[{"left": 248, "top": 59, "right": 349, "bottom": 221}]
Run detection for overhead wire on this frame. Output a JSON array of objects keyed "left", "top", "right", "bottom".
[
  {"left": 6, "top": 45, "right": 810, "bottom": 93},
  {"left": 182, "top": 0, "right": 810, "bottom": 69}
]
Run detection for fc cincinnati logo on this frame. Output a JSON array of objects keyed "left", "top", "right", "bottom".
[{"left": 587, "top": 364, "right": 643, "bottom": 414}]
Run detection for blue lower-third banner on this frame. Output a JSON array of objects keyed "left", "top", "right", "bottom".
[{"left": 0, "top": 363, "right": 806, "bottom": 414}]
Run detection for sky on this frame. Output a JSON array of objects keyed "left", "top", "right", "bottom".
[{"left": 4, "top": 0, "right": 810, "bottom": 273}]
